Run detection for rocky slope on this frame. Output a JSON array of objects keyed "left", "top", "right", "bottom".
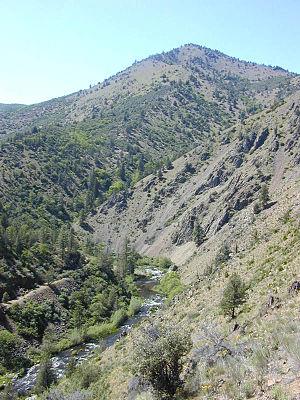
[
  {"left": 88, "top": 83, "right": 300, "bottom": 273},
  {"left": 76, "top": 83, "right": 300, "bottom": 400},
  {"left": 2, "top": 44, "right": 299, "bottom": 302}
]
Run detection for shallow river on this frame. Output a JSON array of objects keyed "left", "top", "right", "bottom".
[{"left": 13, "top": 268, "right": 164, "bottom": 395}]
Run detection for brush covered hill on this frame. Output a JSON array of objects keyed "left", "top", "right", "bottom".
[
  {"left": 1, "top": 44, "right": 298, "bottom": 299},
  {"left": 1, "top": 43, "right": 299, "bottom": 137},
  {"left": 0, "top": 44, "right": 300, "bottom": 399}
]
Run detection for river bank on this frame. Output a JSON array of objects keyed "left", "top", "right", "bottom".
[{"left": 13, "top": 267, "right": 164, "bottom": 395}]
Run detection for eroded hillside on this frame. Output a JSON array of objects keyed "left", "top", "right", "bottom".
[{"left": 88, "top": 87, "right": 300, "bottom": 273}]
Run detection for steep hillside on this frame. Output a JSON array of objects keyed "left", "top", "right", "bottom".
[
  {"left": 77, "top": 184, "right": 300, "bottom": 400},
  {"left": 88, "top": 86, "right": 300, "bottom": 269},
  {"left": 72, "top": 83, "right": 300, "bottom": 400}
]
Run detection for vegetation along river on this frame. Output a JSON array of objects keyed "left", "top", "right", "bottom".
[{"left": 13, "top": 268, "right": 164, "bottom": 395}]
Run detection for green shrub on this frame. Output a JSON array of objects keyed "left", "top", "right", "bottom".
[
  {"left": 156, "top": 271, "right": 184, "bottom": 301},
  {"left": 77, "top": 362, "right": 102, "bottom": 389},
  {"left": 8, "top": 301, "right": 60, "bottom": 340},
  {"left": 55, "top": 329, "right": 87, "bottom": 353},
  {"left": 0, "top": 329, "right": 29, "bottom": 371},
  {"left": 132, "top": 323, "right": 192, "bottom": 399},
  {"left": 156, "top": 257, "right": 172, "bottom": 270},
  {"left": 272, "top": 385, "right": 290, "bottom": 400},
  {"left": 128, "top": 297, "right": 142, "bottom": 316},
  {"left": 0, "top": 330, "right": 19, "bottom": 364},
  {"left": 108, "top": 180, "right": 124, "bottom": 195},
  {"left": 35, "top": 359, "right": 56, "bottom": 394},
  {"left": 111, "top": 309, "right": 128, "bottom": 328},
  {"left": 86, "top": 323, "right": 117, "bottom": 340}
]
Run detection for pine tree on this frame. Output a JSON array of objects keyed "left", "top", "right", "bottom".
[
  {"left": 165, "top": 157, "right": 173, "bottom": 170},
  {"left": 220, "top": 273, "right": 247, "bottom": 319},
  {"left": 215, "top": 243, "right": 230, "bottom": 268}
]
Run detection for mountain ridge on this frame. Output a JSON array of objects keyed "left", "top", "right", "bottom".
[{"left": 1, "top": 43, "right": 298, "bottom": 136}]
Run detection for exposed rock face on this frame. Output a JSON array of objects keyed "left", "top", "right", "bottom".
[
  {"left": 289, "top": 281, "right": 300, "bottom": 295},
  {"left": 172, "top": 211, "right": 197, "bottom": 245},
  {"left": 49, "top": 278, "right": 78, "bottom": 294},
  {"left": 253, "top": 128, "right": 269, "bottom": 151},
  {"left": 238, "top": 132, "right": 257, "bottom": 153},
  {"left": 101, "top": 190, "right": 132, "bottom": 213}
]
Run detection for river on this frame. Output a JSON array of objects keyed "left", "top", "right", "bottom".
[{"left": 13, "top": 268, "right": 164, "bottom": 395}]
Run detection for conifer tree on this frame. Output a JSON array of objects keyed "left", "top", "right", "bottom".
[{"left": 220, "top": 273, "right": 247, "bottom": 319}]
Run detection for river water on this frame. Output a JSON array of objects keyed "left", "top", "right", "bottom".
[{"left": 13, "top": 268, "right": 164, "bottom": 395}]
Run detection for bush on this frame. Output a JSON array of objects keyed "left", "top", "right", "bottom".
[
  {"left": 0, "top": 330, "right": 19, "bottom": 365},
  {"left": 86, "top": 323, "right": 117, "bottom": 340},
  {"left": 41, "top": 388, "right": 91, "bottom": 400},
  {"left": 69, "top": 362, "right": 102, "bottom": 390},
  {"left": 215, "top": 243, "right": 230, "bottom": 268},
  {"left": 35, "top": 359, "right": 56, "bottom": 394},
  {"left": 108, "top": 180, "right": 124, "bottom": 195},
  {"left": 128, "top": 297, "right": 142, "bottom": 317},
  {"left": 110, "top": 308, "right": 127, "bottom": 328},
  {"left": 156, "top": 272, "right": 184, "bottom": 301},
  {"left": 0, "top": 382, "right": 17, "bottom": 400},
  {"left": 8, "top": 301, "right": 59, "bottom": 340},
  {"left": 2, "top": 292, "right": 10, "bottom": 303},
  {"left": 0, "top": 330, "right": 29, "bottom": 371},
  {"left": 132, "top": 323, "right": 192, "bottom": 399},
  {"left": 55, "top": 329, "right": 87, "bottom": 353},
  {"left": 271, "top": 385, "right": 290, "bottom": 400},
  {"left": 193, "top": 222, "right": 205, "bottom": 246},
  {"left": 156, "top": 257, "right": 172, "bottom": 270}
]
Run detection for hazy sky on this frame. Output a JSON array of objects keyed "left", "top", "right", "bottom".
[{"left": 1, "top": 0, "right": 299, "bottom": 104}]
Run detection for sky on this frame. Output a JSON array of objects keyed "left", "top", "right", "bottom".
[{"left": 1, "top": 0, "right": 299, "bottom": 105}]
